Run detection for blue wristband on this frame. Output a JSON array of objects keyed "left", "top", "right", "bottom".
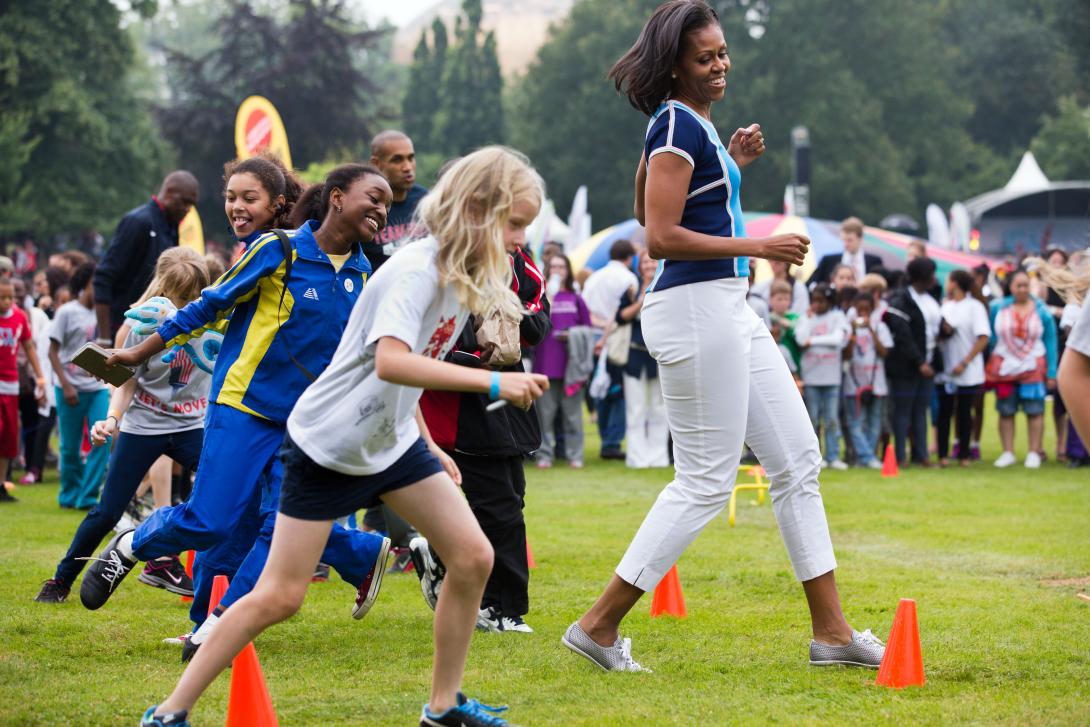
[{"left": 489, "top": 371, "right": 501, "bottom": 401}]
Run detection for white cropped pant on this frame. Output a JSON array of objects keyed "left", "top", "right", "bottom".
[
  {"left": 615, "top": 279, "right": 837, "bottom": 590},
  {"left": 623, "top": 371, "right": 670, "bottom": 469}
]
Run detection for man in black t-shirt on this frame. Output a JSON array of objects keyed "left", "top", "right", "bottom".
[{"left": 367, "top": 130, "right": 428, "bottom": 271}]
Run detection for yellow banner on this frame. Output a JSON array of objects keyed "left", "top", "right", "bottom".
[
  {"left": 178, "top": 207, "right": 204, "bottom": 255},
  {"left": 234, "top": 95, "right": 292, "bottom": 167}
]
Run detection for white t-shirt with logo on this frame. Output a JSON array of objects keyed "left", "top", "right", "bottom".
[
  {"left": 939, "top": 297, "right": 991, "bottom": 387},
  {"left": 287, "top": 237, "right": 469, "bottom": 475},
  {"left": 796, "top": 309, "right": 849, "bottom": 387},
  {"left": 844, "top": 319, "right": 893, "bottom": 396},
  {"left": 122, "top": 326, "right": 212, "bottom": 435}
]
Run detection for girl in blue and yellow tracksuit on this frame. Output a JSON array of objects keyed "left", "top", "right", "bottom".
[
  {"left": 81, "top": 163, "right": 395, "bottom": 627},
  {"left": 180, "top": 154, "right": 303, "bottom": 626}
]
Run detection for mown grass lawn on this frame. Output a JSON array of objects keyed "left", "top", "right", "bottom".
[{"left": 1, "top": 402, "right": 1088, "bottom": 726}]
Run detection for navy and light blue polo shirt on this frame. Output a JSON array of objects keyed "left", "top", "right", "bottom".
[{"left": 644, "top": 100, "right": 749, "bottom": 292}]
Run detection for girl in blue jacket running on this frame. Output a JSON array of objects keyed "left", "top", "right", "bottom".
[{"left": 80, "top": 163, "right": 395, "bottom": 641}]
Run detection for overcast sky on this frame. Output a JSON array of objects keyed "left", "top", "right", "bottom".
[{"left": 354, "top": 0, "right": 437, "bottom": 26}]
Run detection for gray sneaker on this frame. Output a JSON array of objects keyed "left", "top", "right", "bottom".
[
  {"left": 809, "top": 629, "right": 885, "bottom": 668},
  {"left": 561, "top": 621, "right": 650, "bottom": 672}
]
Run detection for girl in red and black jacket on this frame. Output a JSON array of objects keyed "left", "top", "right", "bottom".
[{"left": 416, "top": 245, "right": 550, "bottom": 633}]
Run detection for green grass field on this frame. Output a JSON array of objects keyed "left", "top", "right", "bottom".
[{"left": 2, "top": 404, "right": 1088, "bottom": 726}]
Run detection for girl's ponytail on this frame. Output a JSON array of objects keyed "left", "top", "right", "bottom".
[{"left": 288, "top": 163, "right": 384, "bottom": 229}]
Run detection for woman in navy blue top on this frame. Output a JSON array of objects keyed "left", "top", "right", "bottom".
[{"left": 562, "top": 0, "right": 885, "bottom": 673}]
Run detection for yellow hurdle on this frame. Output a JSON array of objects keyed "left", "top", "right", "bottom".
[{"left": 728, "top": 465, "right": 769, "bottom": 526}]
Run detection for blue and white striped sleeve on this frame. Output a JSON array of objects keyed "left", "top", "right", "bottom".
[{"left": 645, "top": 105, "right": 702, "bottom": 168}]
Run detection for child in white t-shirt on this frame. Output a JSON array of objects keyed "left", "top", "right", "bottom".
[
  {"left": 936, "top": 270, "right": 991, "bottom": 467},
  {"left": 796, "top": 283, "right": 849, "bottom": 469},
  {"left": 141, "top": 147, "right": 550, "bottom": 727},
  {"left": 842, "top": 293, "right": 892, "bottom": 468}
]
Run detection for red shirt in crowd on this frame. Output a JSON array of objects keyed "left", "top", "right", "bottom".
[{"left": 0, "top": 307, "right": 31, "bottom": 393}]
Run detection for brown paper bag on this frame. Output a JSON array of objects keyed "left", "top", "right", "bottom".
[{"left": 475, "top": 311, "right": 522, "bottom": 366}]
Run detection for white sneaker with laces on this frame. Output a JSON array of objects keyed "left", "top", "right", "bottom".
[
  {"left": 1024, "top": 451, "right": 1041, "bottom": 469},
  {"left": 501, "top": 615, "right": 533, "bottom": 633},
  {"left": 866, "top": 460, "right": 883, "bottom": 470},
  {"left": 829, "top": 460, "right": 849, "bottom": 471},
  {"left": 809, "top": 629, "right": 885, "bottom": 668},
  {"left": 994, "top": 451, "right": 1017, "bottom": 468},
  {"left": 561, "top": 622, "right": 651, "bottom": 672},
  {"left": 476, "top": 607, "right": 503, "bottom": 633}
]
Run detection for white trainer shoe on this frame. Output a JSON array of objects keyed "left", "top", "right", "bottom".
[
  {"left": 829, "top": 460, "right": 849, "bottom": 471},
  {"left": 994, "top": 451, "right": 1017, "bottom": 468},
  {"left": 1024, "top": 451, "right": 1041, "bottom": 469}
]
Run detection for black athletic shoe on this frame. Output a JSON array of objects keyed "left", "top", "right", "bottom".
[
  {"left": 137, "top": 555, "right": 194, "bottom": 596},
  {"left": 181, "top": 634, "right": 200, "bottom": 663},
  {"left": 180, "top": 612, "right": 219, "bottom": 663},
  {"left": 420, "top": 692, "right": 512, "bottom": 727},
  {"left": 599, "top": 449, "right": 625, "bottom": 461},
  {"left": 35, "top": 578, "right": 70, "bottom": 603},
  {"left": 311, "top": 562, "right": 330, "bottom": 582},
  {"left": 408, "top": 536, "right": 445, "bottom": 611},
  {"left": 79, "top": 528, "right": 137, "bottom": 610},
  {"left": 0, "top": 487, "right": 17, "bottom": 503}
]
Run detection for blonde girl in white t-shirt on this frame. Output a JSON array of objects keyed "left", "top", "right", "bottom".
[{"left": 140, "top": 147, "right": 550, "bottom": 727}]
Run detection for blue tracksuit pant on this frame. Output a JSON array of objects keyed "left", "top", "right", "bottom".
[{"left": 132, "top": 403, "right": 381, "bottom": 623}]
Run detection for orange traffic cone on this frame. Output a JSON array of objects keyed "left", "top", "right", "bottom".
[
  {"left": 205, "top": 572, "right": 278, "bottom": 726},
  {"left": 881, "top": 444, "right": 899, "bottom": 478},
  {"left": 226, "top": 642, "right": 279, "bottom": 727},
  {"left": 526, "top": 540, "right": 537, "bottom": 569},
  {"left": 208, "top": 573, "right": 229, "bottom": 616},
  {"left": 181, "top": 550, "right": 195, "bottom": 603},
  {"left": 875, "top": 598, "right": 925, "bottom": 688},
  {"left": 649, "top": 564, "right": 687, "bottom": 618}
]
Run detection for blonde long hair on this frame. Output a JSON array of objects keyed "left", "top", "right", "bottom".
[
  {"left": 416, "top": 146, "right": 544, "bottom": 318},
  {"left": 134, "top": 247, "right": 211, "bottom": 309},
  {"left": 1026, "top": 255, "right": 1090, "bottom": 306}
]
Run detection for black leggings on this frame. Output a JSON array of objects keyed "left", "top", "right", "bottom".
[
  {"left": 26, "top": 406, "right": 55, "bottom": 478},
  {"left": 936, "top": 385, "right": 979, "bottom": 460},
  {"left": 53, "top": 428, "right": 203, "bottom": 586}
]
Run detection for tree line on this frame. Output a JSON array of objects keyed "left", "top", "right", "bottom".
[{"left": 2, "top": 0, "right": 1088, "bottom": 245}]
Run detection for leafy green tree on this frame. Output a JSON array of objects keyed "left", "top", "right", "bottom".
[
  {"left": 1031, "top": 97, "right": 1090, "bottom": 182},
  {"left": 434, "top": 0, "right": 505, "bottom": 157},
  {"left": 155, "top": 0, "right": 394, "bottom": 232},
  {"left": 0, "top": 0, "right": 169, "bottom": 239},
  {"left": 944, "top": 0, "right": 1081, "bottom": 157},
  {"left": 402, "top": 18, "right": 449, "bottom": 150},
  {"left": 510, "top": 0, "right": 1035, "bottom": 226},
  {"left": 716, "top": 0, "right": 993, "bottom": 220},
  {"left": 509, "top": 0, "right": 655, "bottom": 226}
]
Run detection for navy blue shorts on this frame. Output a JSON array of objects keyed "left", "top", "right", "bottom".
[{"left": 278, "top": 435, "right": 443, "bottom": 521}]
